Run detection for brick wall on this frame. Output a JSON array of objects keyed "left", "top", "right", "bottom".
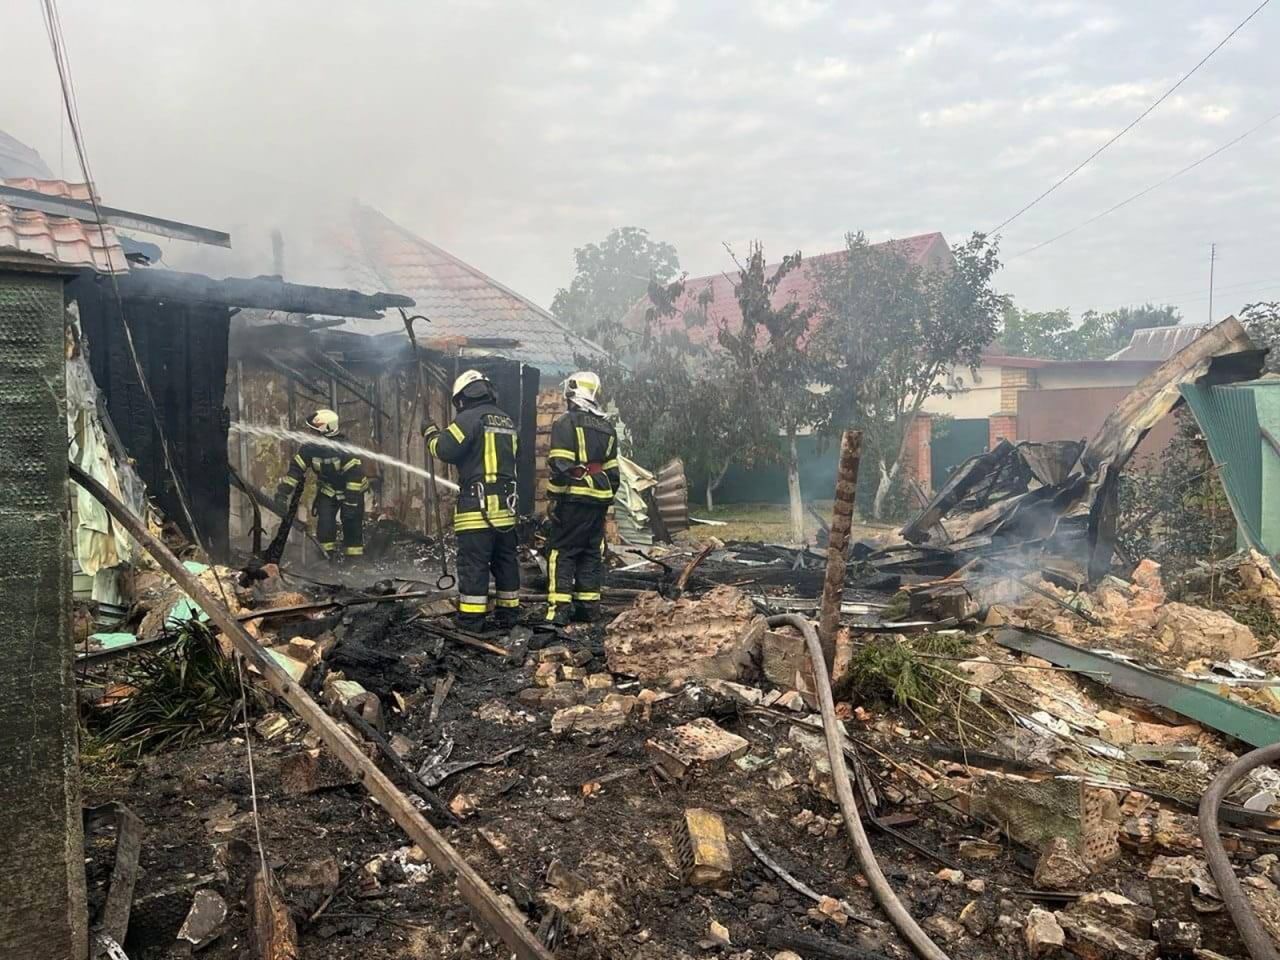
[
  {"left": 989, "top": 414, "right": 1018, "bottom": 448},
  {"left": 534, "top": 387, "right": 561, "bottom": 509},
  {"left": 999, "top": 366, "right": 1036, "bottom": 414},
  {"left": 901, "top": 414, "right": 933, "bottom": 492}
]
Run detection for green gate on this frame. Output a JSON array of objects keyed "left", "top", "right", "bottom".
[{"left": 931, "top": 418, "right": 989, "bottom": 491}]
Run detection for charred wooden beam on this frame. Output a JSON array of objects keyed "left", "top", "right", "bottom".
[{"left": 819, "top": 431, "right": 861, "bottom": 670}]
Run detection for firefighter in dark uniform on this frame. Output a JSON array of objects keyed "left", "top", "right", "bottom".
[
  {"left": 422, "top": 370, "right": 521, "bottom": 631},
  {"left": 275, "top": 408, "right": 367, "bottom": 561},
  {"left": 545, "top": 371, "right": 619, "bottom": 626}
]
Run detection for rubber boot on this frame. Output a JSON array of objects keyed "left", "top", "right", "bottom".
[
  {"left": 545, "top": 604, "right": 572, "bottom": 628},
  {"left": 455, "top": 612, "right": 487, "bottom": 633},
  {"left": 571, "top": 601, "right": 599, "bottom": 624},
  {"left": 494, "top": 607, "right": 521, "bottom": 630}
]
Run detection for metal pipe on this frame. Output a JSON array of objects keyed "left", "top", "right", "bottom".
[
  {"left": 1199, "top": 742, "right": 1280, "bottom": 960},
  {"left": 766, "top": 613, "right": 949, "bottom": 960}
]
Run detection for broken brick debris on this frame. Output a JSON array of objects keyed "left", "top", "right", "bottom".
[
  {"left": 645, "top": 718, "right": 750, "bottom": 780},
  {"left": 673, "top": 808, "right": 733, "bottom": 887}
]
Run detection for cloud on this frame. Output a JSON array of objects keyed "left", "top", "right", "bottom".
[
  {"left": 919, "top": 99, "right": 1004, "bottom": 127},
  {"left": 794, "top": 56, "right": 854, "bottom": 82},
  {"left": 842, "top": 12, "right": 894, "bottom": 33},
  {"left": 898, "top": 31, "right": 958, "bottom": 63},
  {"left": 753, "top": 0, "right": 830, "bottom": 29}
]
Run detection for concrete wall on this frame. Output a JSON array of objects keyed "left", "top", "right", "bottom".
[
  {"left": 1018, "top": 385, "right": 1178, "bottom": 460},
  {"left": 0, "top": 268, "right": 87, "bottom": 959},
  {"left": 921, "top": 362, "right": 1005, "bottom": 418}
]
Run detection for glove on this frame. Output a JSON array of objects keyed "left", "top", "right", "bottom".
[
  {"left": 273, "top": 483, "right": 293, "bottom": 515},
  {"left": 421, "top": 421, "right": 441, "bottom": 441}
]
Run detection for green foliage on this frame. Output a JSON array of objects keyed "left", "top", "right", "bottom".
[
  {"left": 1241, "top": 301, "right": 1280, "bottom": 374},
  {"left": 811, "top": 231, "right": 1004, "bottom": 519},
  {"left": 998, "top": 302, "right": 1183, "bottom": 360},
  {"left": 1116, "top": 411, "right": 1235, "bottom": 589},
  {"left": 848, "top": 632, "right": 969, "bottom": 711},
  {"left": 89, "top": 620, "right": 262, "bottom": 757},
  {"left": 551, "top": 227, "right": 681, "bottom": 342}
]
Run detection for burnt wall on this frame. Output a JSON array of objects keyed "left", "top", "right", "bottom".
[{"left": 71, "top": 274, "right": 231, "bottom": 558}]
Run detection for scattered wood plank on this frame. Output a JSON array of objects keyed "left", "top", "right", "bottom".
[
  {"left": 342, "top": 704, "right": 457, "bottom": 824},
  {"left": 248, "top": 864, "right": 299, "bottom": 960},
  {"left": 430, "top": 673, "right": 456, "bottom": 723}
]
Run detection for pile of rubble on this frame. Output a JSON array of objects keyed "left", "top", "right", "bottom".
[{"left": 74, "top": 534, "right": 1280, "bottom": 960}]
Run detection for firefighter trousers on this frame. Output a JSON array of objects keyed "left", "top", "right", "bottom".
[
  {"left": 456, "top": 525, "right": 521, "bottom": 627},
  {"left": 315, "top": 492, "right": 364, "bottom": 557},
  {"left": 545, "top": 501, "right": 607, "bottom": 621}
]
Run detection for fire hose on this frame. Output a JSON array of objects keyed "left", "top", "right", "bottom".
[
  {"left": 1199, "top": 742, "right": 1280, "bottom": 960},
  {"left": 767, "top": 613, "right": 950, "bottom": 960}
]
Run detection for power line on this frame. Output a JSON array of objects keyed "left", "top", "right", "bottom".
[
  {"left": 988, "top": 0, "right": 1272, "bottom": 235},
  {"left": 1009, "top": 109, "right": 1280, "bottom": 260},
  {"left": 39, "top": 0, "right": 220, "bottom": 572}
]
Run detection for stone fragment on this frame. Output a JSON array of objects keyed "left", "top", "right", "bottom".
[
  {"left": 177, "top": 889, "right": 228, "bottom": 949},
  {"left": 545, "top": 859, "right": 589, "bottom": 895},
  {"left": 1025, "top": 908, "right": 1065, "bottom": 958},
  {"left": 605, "top": 585, "right": 763, "bottom": 683},
  {"left": 1056, "top": 910, "right": 1158, "bottom": 960},
  {"left": 533, "top": 662, "right": 561, "bottom": 687},
  {"left": 254, "top": 712, "right": 289, "bottom": 740},
  {"left": 936, "top": 868, "right": 965, "bottom": 886},
  {"left": 1155, "top": 602, "right": 1257, "bottom": 660},
  {"left": 923, "top": 914, "right": 965, "bottom": 943},
  {"left": 1072, "top": 891, "right": 1155, "bottom": 939},
  {"left": 1035, "top": 837, "right": 1090, "bottom": 891},
  {"left": 550, "top": 702, "right": 629, "bottom": 736},
  {"left": 960, "top": 899, "right": 991, "bottom": 936}
]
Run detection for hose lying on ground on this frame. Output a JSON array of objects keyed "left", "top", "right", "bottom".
[
  {"left": 1199, "top": 742, "right": 1280, "bottom": 960},
  {"left": 766, "top": 613, "right": 950, "bottom": 960}
]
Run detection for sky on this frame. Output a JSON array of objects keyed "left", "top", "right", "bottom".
[{"left": 2, "top": 0, "right": 1278, "bottom": 323}]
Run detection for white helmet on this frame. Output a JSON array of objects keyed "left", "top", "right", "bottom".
[
  {"left": 564, "top": 371, "right": 603, "bottom": 415},
  {"left": 451, "top": 369, "right": 494, "bottom": 409},
  {"left": 306, "top": 408, "right": 340, "bottom": 437}
]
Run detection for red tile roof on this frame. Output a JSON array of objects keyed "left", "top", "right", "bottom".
[
  {"left": 623, "top": 232, "right": 951, "bottom": 347},
  {"left": 0, "top": 177, "right": 126, "bottom": 273},
  {"left": 0, "top": 203, "right": 127, "bottom": 274},
  {"left": 316, "top": 204, "right": 603, "bottom": 370}
]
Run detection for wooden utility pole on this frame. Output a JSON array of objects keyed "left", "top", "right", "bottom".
[{"left": 818, "top": 430, "right": 862, "bottom": 671}]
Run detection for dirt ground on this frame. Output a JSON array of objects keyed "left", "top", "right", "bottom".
[{"left": 83, "top": 595, "right": 1063, "bottom": 960}]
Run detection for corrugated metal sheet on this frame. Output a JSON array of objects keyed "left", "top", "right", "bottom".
[
  {"left": 1180, "top": 381, "right": 1265, "bottom": 551},
  {"left": 1109, "top": 325, "right": 1210, "bottom": 361},
  {"left": 0, "top": 202, "right": 127, "bottom": 274},
  {"left": 654, "top": 459, "right": 689, "bottom": 536}
]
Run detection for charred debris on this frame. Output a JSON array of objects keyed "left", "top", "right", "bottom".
[{"left": 77, "top": 316, "right": 1280, "bottom": 960}]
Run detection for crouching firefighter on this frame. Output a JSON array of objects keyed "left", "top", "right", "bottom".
[
  {"left": 422, "top": 370, "right": 522, "bottom": 631},
  {"left": 544, "top": 371, "right": 619, "bottom": 627},
  {"left": 275, "top": 408, "right": 368, "bottom": 561}
]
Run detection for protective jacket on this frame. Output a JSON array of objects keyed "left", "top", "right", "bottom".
[
  {"left": 546, "top": 409, "right": 619, "bottom": 504},
  {"left": 278, "top": 434, "right": 368, "bottom": 556},
  {"left": 429, "top": 401, "right": 519, "bottom": 531}
]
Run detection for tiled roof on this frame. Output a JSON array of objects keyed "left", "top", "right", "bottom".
[
  {"left": 316, "top": 205, "right": 602, "bottom": 373},
  {"left": 0, "top": 202, "right": 128, "bottom": 274},
  {"left": 2, "top": 177, "right": 96, "bottom": 201},
  {"left": 622, "top": 232, "right": 951, "bottom": 347},
  {"left": 0, "top": 177, "right": 127, "bottom": 274},
  {"left": 1107, "top": 324, "right": 1210, "bottom": 361}
]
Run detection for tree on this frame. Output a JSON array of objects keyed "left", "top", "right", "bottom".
[
  {"left": 718, "top": 244, "right": 826, "bottom": 542},
  {"left": 580, "top": 277, "right": 768, "bottom": 512},
  {"left": 551, "top": 227, "right": 681, "bottom": 343},
  {"left": 1241, "top": 301, "right": 1280, "bottom": 373},
  {"left": 812, "top": 232, "right": 1005, "bottom": 519},
  {"left": 997, "top": 301, "right": 1183, "bottom": 360}
]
